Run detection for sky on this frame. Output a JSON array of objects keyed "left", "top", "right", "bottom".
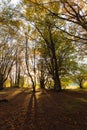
[
  {"left": 10, "top": 0, "right": 20, "bottom": 5},
  {"left": 0, "top": 0, "right": 21, "bottom": 7}
]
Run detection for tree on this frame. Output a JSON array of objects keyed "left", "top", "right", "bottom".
[
  {"left": 60, "top": 0, "right": 87, "bottom": 31},
  {"left": 23, "top": 0, "right": 87, "bottom": 43},
  {"left": 37, "top": 59, "right": 45, "bottom": 89},
  {"left": 0, "top": 41, "right": 17, "bottom": 89},
  {"left": 48, "top": 0, "right": 87, "bottom": 42},
  {"left": 24, "top": 32, "right": 36, "bottom": 92},
  {"left": 72, "top": 65, "right": 87, "bottom": 89},
  {"left": 22, "top": 0, "right": 83, "bottom": 91},
  {"left": 0, "top": 1, "right": 25, "bottom": 89},
  {"left": 35, "top": 18, "right": 61, "bottom": 91},
  {"left": 36, "top": 16, "right": 79, "bottom": 90}
]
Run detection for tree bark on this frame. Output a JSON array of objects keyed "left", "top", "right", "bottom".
[
  {"left": 25, "top": 34, "right": 36, "bottom": 92},
  {"left": 79, "top": 80, "right": 83, "bottom": 89},
  {"left": 49, "top": 27, "right": 61, "bottom": 91}
]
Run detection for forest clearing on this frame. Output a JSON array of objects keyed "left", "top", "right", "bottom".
[{"left": 0, "top": 88, "right": 87, "bottom": 130}]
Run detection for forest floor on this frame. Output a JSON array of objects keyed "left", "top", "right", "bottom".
[{"left": 0, "top": 87, "right": 87, "bottom": 130}]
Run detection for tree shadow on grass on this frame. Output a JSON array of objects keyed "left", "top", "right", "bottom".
[
  {"left": 23, "top": 92, "right": 39, "bottom": 130},
  {"left": 0, "top": 90, "right": 31, "bottom": 130},
  {"left": 62, "top": 89, "right": 87, "bottom": 104},
  {"left": 22, "top": 89, "right": 61, "bottom": 130}
]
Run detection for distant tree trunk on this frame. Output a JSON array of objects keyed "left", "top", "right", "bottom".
[
  {"left": 39, "top": 60, "right": 45, "bottom": 89},
  {"left": 40, "top": 78, "right": 45, "bottom": 89},
  {"left": 33, "top": 47, "right": 36, "bottom": 92},
  {"left": 9, "top": 73, "right": 13, "bottom": 87},
  {"left": 15, "top": 64, "right": 20, "bottom": 87},
  {"left": 14, "top": 48, "right": 21, "bottom": 88},
  {"left": 17, "top": 65, "right": 21, "bottom": 87},
  {"left": 80, "top": 83, "right": 83, "bottom": 89}
]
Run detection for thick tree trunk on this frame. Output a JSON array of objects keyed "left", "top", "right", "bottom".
[
  {"left": 49, "top": 27, "right": 61, "bottom": 91},
  {"left": 0, "top": 82, "right": 4, "bottom": 90},
  {"left": 32, "top": 84, "right": 35, "bottom": 92},
  {"left": 54, "top": 72, "right": 61, "bottom": 91},
  {"left": 0, "top": 74, "right": 5, "bottom": 90},
  {"left": 51, "top": 47, "right": 61, "bottom": 91},
  {"left": 40, "top": 78, "right": 45, "bottom": 89},
  {"left": 79, "top": 82, "right": 83, "bottom": 89}
]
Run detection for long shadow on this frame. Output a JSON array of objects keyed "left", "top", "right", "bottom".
[
  {"left": 0, "top": 89, "right": 31, "bottom": 130},
  {"left": 22, "top": 89, "right": 60, "bottom": 130},
  {"left": 63, "top": 89, "right": 87, "bottom": 102},
  {"left": 0, "top": 89, "right": 25, "bottom": 103},
  {"left": 23, "top": 92, "right": 39, "bottom": 130}
]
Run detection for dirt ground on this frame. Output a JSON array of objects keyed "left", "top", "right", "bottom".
[{"left": 0, "top": 88, "right": 87, "bottom": 130}]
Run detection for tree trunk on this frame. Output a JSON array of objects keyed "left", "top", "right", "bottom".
[
  {"left": 0, "top": 74, "right": 5, "bottom": 90},
  {"left": 49, "top": 28, "right": 61, "bottom": 91},
  {"left": 32, "top": 84, "right": 35, "bottom": 92},
  {"left": 15, "top": 65, "right": 20, "bottom": 88},
  {"left": 53, "top": 71, "right": 61, "bottom": 91},
  {"left": 79, "top": 81, "right": 83, "bottom": 89},
  {"left": 40, "top": 78, "right": 45, "bottom": 89},
  {"left": 25, "top": 34, "right": 36, "bottom": 92},
  {"left": 0, "top": 82, "right": 4, "bottom": 90}
]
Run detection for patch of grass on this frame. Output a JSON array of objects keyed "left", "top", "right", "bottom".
[
  {"left": 63, "top": 96, "right": 87, "bottom": 113},
  {"left": 0, "top": 91, "right": 7, "bottom": 94}
]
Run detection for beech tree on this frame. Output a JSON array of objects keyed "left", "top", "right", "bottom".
[
  {"left": 23, "top": 0, "right": 87, "bottom": 43},
  {"left": 24, "top": 33, "right": 36, "bottom": 92},
  {"left": 0, "top": 40, "right": 17, "bottom": 89},
  {"left": 0, "top": 1, "right": 24, "bottom": 89},
  {"left": 22, "top": 0, "right": 85, "bottom": 91}
]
